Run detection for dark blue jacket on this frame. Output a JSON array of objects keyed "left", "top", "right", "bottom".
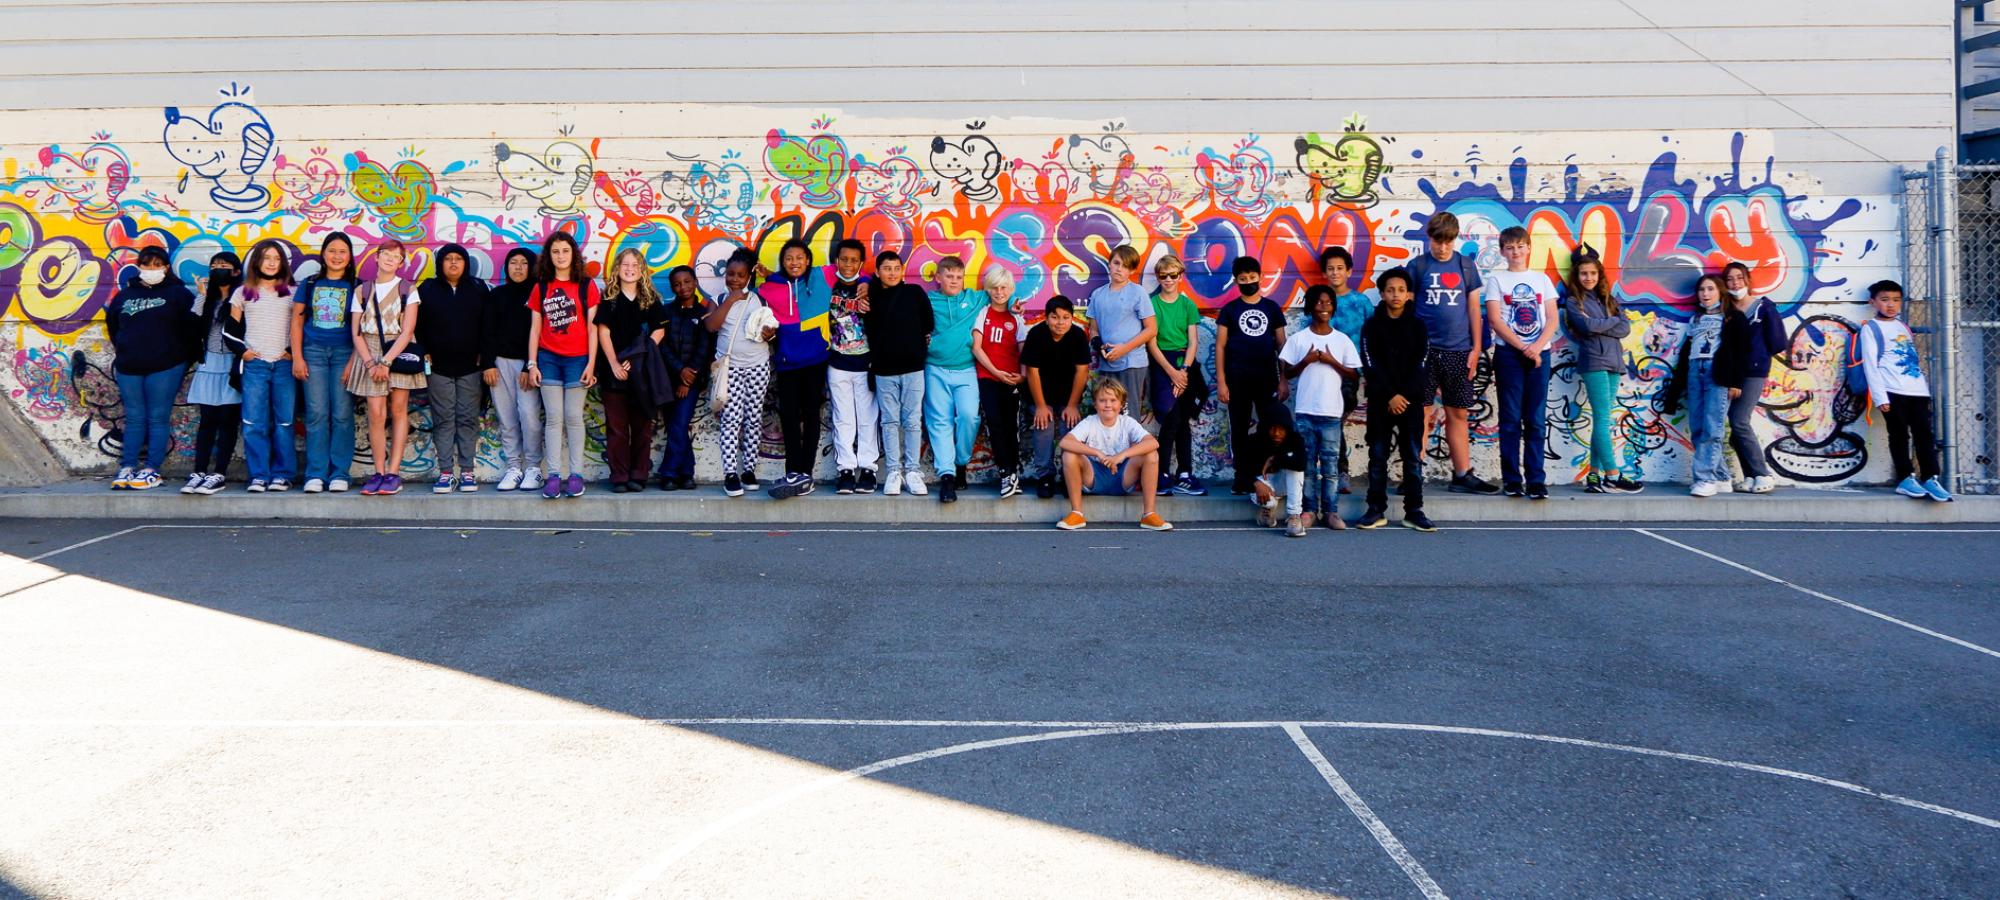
[{"left": 107, "top": 273, "right": 199, "bottom": 376}]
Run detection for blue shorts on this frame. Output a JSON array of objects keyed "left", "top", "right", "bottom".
[
  {"left": 1085, "top": 458, "right": 1132, "bottom": 496},
  {"left": 536, "top": 350, "right": 588, "bottom": 388}
]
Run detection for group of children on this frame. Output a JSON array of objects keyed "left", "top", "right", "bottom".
[{"left": 102, "top": 222, "right": 1954, "bottom": 531}]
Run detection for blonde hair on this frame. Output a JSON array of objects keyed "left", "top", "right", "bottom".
[
  {"left": 1154, "top": 253, "right": 1185, "bottom": 277},
  {"left": 980, "top": 267, "right": 1015, "bottom": 293},
  {"left": 1090, "top": 376, "right": 1127, "bottom": 404},
  {"left": 606, "top": 247, "right": 663, "bottom": 309}
]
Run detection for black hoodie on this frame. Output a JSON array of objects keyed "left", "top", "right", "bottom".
[
  {"left": 415, "top": 243, "right": 490, "bottom": 377},
  {"left": 862, "top": 279, "right": 935, "bottom": 377},
  {"left": 1359, "top": 303, "right": 1429, "bottom": 407},
  {"left": 107, "top": 271, "right": 200, "bottom": 376},
  {"left": 482, "top": 247, "right": 538, "bottom": 366}
]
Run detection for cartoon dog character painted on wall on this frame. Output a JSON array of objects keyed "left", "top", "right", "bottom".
[
  {"left": 1065, "top": 133, "right": 1134, "bottom": 200},
  {"left": 1195, "top": 142, "right": 1278, "bottom": 220},
  {"left": 347, "top": 152, "right": 436, "bottom": 241},
  {"left": 929, "top": 135, "right": 1003, "bottom": 203},
  {"left": 687, "top": 160, "right": 760, "bottom": 231},
  {"left": 272, "top": 152, "right": 344, "bottom": 225},
  {"left": 37, "top": 143, "right": 130, "bottom": 222},
  {"left": 162, "top": 102, "right": 274, "bottom": 212},
  {"left": 763, "top": 129, "right": 850, "bottom": 209},
  {"left": 494, "top": 140, "right": 594, "bottom": 217},
  {"left": 1295, "top": 131, "right": 1384, "bottom": 208},
  {"left": 851, "top": 154, "right": 926, "bottom": 219}
]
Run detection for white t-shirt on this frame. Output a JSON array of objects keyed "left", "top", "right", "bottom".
[
  {"left": 1067, "top": 413, "right": 1150, "bottom": 458},
  {"left": 717, "top": 293, "right": 772, "bottom": 367},
  {"left": 1484, "top": 269, "right": 1559, "bottom": 347},
  {"left": 1279, "top": 326, "right": 1362, "bottom": 418},
  {"left": 352, "top": 280, "right": 418, "bottom": 336}
]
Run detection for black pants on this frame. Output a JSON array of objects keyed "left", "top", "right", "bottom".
[
  {"left": 1226, "top": 372, "right": 1282, "bottom": 489},
  {"left": 1883, "top": 393, "right": 1940, "bottom": 482},
  {"left": 194, "top": 403, "right": 240, "bottom": 474},
  {"left": 1366, "top": 402, "right": 1424, "bottom": 517},
  {"left": 978, "top": 379, "right": 1021, "bottom": 473},
  {"left": 1152, "top": 363, "right": 1206, "bottom": 477},
  {"left": 775, "top": 362, "right": 827, "bottom": 477}
]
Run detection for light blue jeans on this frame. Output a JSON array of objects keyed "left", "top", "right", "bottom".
[
  {"left": 1296, "top": 413, "right": 1343, "bottom": 516},
  {"left": 114, "top": 367, "right": 182, "bottom": 471},
  {"left": 923, "top": 365, "right": 980, "bottom": 476},
  {"left": 876, "top": 371, "right": 926, "bottom": 476},
  {"left": 1685, "top": 358, "right": 1729, "bottom": 484},
  {"left": 301, "top": 340, "right": 355, "bottom": 483},
  {"left": 240, "top": 358, "right": 298, "bottom": 482}
]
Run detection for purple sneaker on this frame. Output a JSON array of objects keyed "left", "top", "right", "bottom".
[
  {"left": 380, "top": 474, "right": 403, "bottom": 495},
  {"left": 542, "top": 474, "right": 563, "bottom": 499},
  {"left": 564, "top": 474, "right": 585, "bottom": 498},
  {"left": 360, "top": 473, "right": 385, "bottom": 496}
]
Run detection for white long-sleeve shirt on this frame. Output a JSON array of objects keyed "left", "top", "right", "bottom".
[{"left": 1859, "top": 318, "right": 1930, "bottom": 399}]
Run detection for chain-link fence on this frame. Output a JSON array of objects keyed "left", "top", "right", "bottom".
[{"left": 1907, "top": 156, "right": 2000, "bottom": 494}]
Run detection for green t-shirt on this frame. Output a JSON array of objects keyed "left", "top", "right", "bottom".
[{"left": 1150, "top": 291, "right": 1202, "bottom": 355}]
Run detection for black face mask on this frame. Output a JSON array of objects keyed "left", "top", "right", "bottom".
[
  {"left": 209, "top": 269, "right": 239, "bottom": 286},
  {"left": 1236, "top": 281, "right": 1259, "bottom": 297}
]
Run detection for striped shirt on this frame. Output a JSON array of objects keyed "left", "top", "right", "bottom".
[{"left": 231, "top": 285, "right": 295, "bottom": 359}]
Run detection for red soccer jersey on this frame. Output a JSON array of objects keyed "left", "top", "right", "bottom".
[{"left": 975, "top": 307, "right": 1024, "bottom": 381}]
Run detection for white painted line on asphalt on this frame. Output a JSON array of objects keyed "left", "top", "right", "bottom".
[
  {"left": 129, "top": 523, "right": 1263, "bottom": 535},
  {"left": 1285, "top": 724, "right": 1449, "bottom": 900},
  {"left": 15, "top": 525, "right": 147, "bottom": 564},
  {"left": 1633, "top": 528, "right": 2000, "bottom": 661}
]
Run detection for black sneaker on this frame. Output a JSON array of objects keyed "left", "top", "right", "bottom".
[
  {"left": 939, "top": 475, "right": 958, "bottom": 503},
  {"left": 1355, "top": 510, "right": 1389, "bottom": 530},
  {"left": 999, "top": 471, "right": 1021, "bottom": 499},
  {"left": 1035, "top": 475, "right": 1055, "bottom": 499},
  {"left": 1612, "top": 477, "right": 1645, "bottom": 494},
  {"left": 612, "top": 481, "right": 631, "bottom": 494},
  {"left": 1526, "top": 482, "right": 1549, "bottom": 500},
  {"left": 741, "top": 469, "right": 760, "bottom": 489},
  {"left": 1502, "top": 482, "right": 1525, "bottom": 498},
  {"left": 836, "top": 469, "right": 856, "bottom": 494},
  {"left": 722, "top": 473, "right": 744, "bottom": 497},
  {"left": 1401, "top": 511, "right": 1438, "bottom": 532},
  {"left": 1448, "top": 471, "right": 1500, "bottom": 495},
  {"left": 855, "top": 470, "right": 877, "bottom": 493},
  {"left": 676, "top": 477, "right": 696, "bottom": 491},
  {"left": 769, "top": 472, "right": 813, "bottom": 499},
  {"left": 658, "top": 476, "right": 679, "bottom": 492},
  {"left": 1585, "top": 477, "right": 1624, "bottom": 494}
]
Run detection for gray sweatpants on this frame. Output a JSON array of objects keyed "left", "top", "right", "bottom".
[
  {"left": 491, "top": 357, "right": 543, "bottom": 472},
  {"left": 426, "top": 371, "right": 483, "bottom": 472}
]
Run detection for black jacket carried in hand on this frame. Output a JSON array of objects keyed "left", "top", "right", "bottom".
[
  {"left": 862, "top": 280, "right": 935, "bottom": 377},
  {"left": 1359, "top": 305, "right": 1430, "bottom": 406},
  {"left": 415, "top": 243, "right": 489, "bottom": 378},
  {"left": 107, "top": 273, "right": 200, "bottom": 376}
]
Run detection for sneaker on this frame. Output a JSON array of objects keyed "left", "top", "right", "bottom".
[
  {"left": 1690, "top": 480, "right": 1718, "bottom": 498},
  {"left": 359, "top": 474, "right": 383, "bottom": 496},
  {"left": 1336, "top": 472, "right": 1352, "bottom": 495},
  {"left": 267, "top": 478, "right": 291, "bottom": 492},
  {"left": 460, "top": 473, "right": 479, "bottom": 492},
  {"left": 498, "top": 467, "right": 524, "bottom": 492},
  {"left": 433, "top": 473, "right": 456, "bottom": 494},
  {"left": 657, "top": 476, "right": 679, "bottom": 492},
  {"left": 768, "top": 472, "right": 814, "bottom": 499},
  {"left": 626, "top": 480, "right": 645, "bottom": 494},
  {"left": 1526, "top": 482, "right": 1548, "bottom": 500},
  {"left": 1036, "top": 475, "right": 1055, "bottom": 499},
  {"left": 328, "top": 477, "right": 350, "bottom": 493},
  {"left": 1923, "top": 477, "right": 1955, "bottom": 502},
  {"left": 380, "top": 474, "right": 403, "bottom": 495},
  {"left": 1285, "top": 515, "right": 1307, "bottom": 537},
  {"left": 938, "top": 474, "right": 957, "bottom": 503},
  {"left": 522, "top": 467, "right": 544, "bottom": 491},
  {"left": 1057, "top": 510, "right": 1088, "bottom": 530},
  {"left": 612, "top": 481, "right": 631, "bottom": 494},
  {"left": 1502, "top": 482, "right": 1525, "bottom": 498},
  {"left": 247, "top": 479, "right": 268, "bottom": 493},
  {"left": 303, "top": 478, "right": 325, "bottom": 494},
  {"left": 1138, "top": 512, "right": 1173, "bottom": 531},
  {"left": 1173, "top": 474, "right": 1207, "bottom": 496},
  {"left": 1747, "top": 476, "right": 1776, "bottom": 494},
  {"left": 1585, "top": 477, "right": 1623, "bottom": 494},
  {"left": 564, "top": 474, "right": 585, "bottom": 498},
  {"left": 999, "top": 471, "right": 1021, "bottom": 499},
  {"left": 1254, "top": 502, "right": 1280, "bottom": 529},
  {"left": 1611, "top": 477, "right": 1645, "bottom": 494},
  {"left": 1355, "top": 510, "right": 1389, "bottom": 530},
  {"left": 836, "top": 470, "right": 856, "bottom": 494},
  {"left": 1895, "top": 475, "right": 1926, "bottom": 498},
  {"left": 884, "top": 471, "right": 904, "bottom": 496},
  {"left": 907, "top": 472, "right": 928, "bottom": 496},
  {"left": 1401, "top": 511, "right": 1438, "bottom": 533},
  {"left": 111, "top": 466, "right": 135, "bottom": 490},
  {"left": 181, "top": 472, "right": 205, "bottom": 494},
  {"left": 723, "top": 473, "right": 745, "bottom": 497},
  {"left": 1157, "top": 474, "right": 1176, "bottom": 495},
  {"left": 1711, "top": 480, "right": 1732, "bottom": 495},
  {"left": 543, "top": 474, "right": 564, "bottom": 499},
  {"left": 856, "top": 470, "right": 878, "bottom": 494},
  {"left": 129, "top": 468, "right": 162, "bottom": 491},
  {"left": 196, "top": 472, "right": 226, "bottom": 495},
  {"left": 1323, "top": 511, "right": 1347, "bottom": 530},
  {"left": 1448, "top": 471, "right": 1501, "bottom": 495},
  {"left": 741, "top": 469, "right": 760, "bottom": 490},
  {"left": 676, "top": 477, "right": 695, "bottom": 491}
]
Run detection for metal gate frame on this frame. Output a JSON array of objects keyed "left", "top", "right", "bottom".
[{"left": 1907, "top": 149, "right": 2000, "bottom": 495}]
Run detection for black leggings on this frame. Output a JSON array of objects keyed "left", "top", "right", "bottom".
[
  {"left": 775, "top": 362, "right": 827, "bottom": 476},
  {"left": 1883, "top": 393, "right": 1940, "bottom": 482},
  {"left": 978, "top": 380, "right": 1021, "bottom": 473},
  {"left": 194, "top": 403, "right": 240, "bottom": 474}
]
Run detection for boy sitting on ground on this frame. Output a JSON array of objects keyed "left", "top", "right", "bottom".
[{"left": 1055, "top": 377, "right": 1173, "bottom": 532}]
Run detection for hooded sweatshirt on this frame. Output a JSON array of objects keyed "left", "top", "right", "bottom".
[
  {"left": 758, "top": 265, "right": 832, "bottom": 372},
  {"left": 1563, "top": 293, "right": 1631, "bottom": 374},
  {"left": 415, "top": 243, "right": 490, "bottom": 377},
  {"left": 1712, "top": 296, "right": 1789, "bottom": 389},
  {"left": 862, "top": 279, "right": 935, "bottom": 377},
  {"left": 107, "top": 271, "right": 199, "bottom": 376},
  {"left": 482, "top": 247, "right": 538, "bottom": 365},
  {"left": 1359, "top": 303, "right": 1430, "bottom": 406}
]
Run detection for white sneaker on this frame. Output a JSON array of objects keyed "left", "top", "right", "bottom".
[
  {"left": 884, "top": 471, "right": 904, "bottom": 496},
  {"left": 1689, "top": 480, "right": 1717, "bottom": 498},
  {"left": 181, "top": 472, "right": 205, "bottom": 495},
  {"left": 303, "top": 478, "right": 325, "bottom": 494},
  {"left": 246, "top": 479, "right": 267, "bottom": 493},
  {"left": 195, "top": 473, "right": 226, "bottom": 495},
  {"left": 328, "top": 477, "right": 350, "bottom": 493},
  {"left": 1748, "top": 476, "right": 1777, "bottom": 494},
  {"left": 498, "top": 467, "right": 524, "bottom": 492},
  {"left": 905, "top": 471, "right": 927, "bottom": 496},
  {"left": 522, "top": 467, "right": 543, "bottom": 490},
  {"left": 1712, "top": 480, "right": 1733, "bottom": 494}
]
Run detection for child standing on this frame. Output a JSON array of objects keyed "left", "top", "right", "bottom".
[
  {"left": 706, "top": 251, "right": 775, "bottom": 497},
  {"left": 232, "top": 239, "right": 300, "bottom": 493},
  {"left": 107, "top": 245, "right": 199, "bottom": 491},
  {"left": 1713, "top": 261, "right": 1788, "bottom": 494},
  {"left": 1408, "top": 212, "right": 1498, "bottom": 495},
  {"left": 1054, "top": 377, "right": 1173, "bottom": 532},
  {"left": 1356, "top": 267, "right": 1435, "bottom": 532},
  {"left": 1859, "top": 279, "right": 1952, "bottom": 502},
  {"left": 1248, "top": 409, "right": 1310, "bottom": 537},
  {"left": 1321, "top": 246, "right": 1375, "bottom": 495},
  {"left": 762, "top": 239, "right": 832, "bottom": 499},
  {"left": 291, "top": 233, "right": 359, "bottom": 493},
  {"left": 1146, "top": 253, "right": 1208, "bottom": 495},
  {"left": 826, "top": 239, "right": 878, "bottom": 494},
  {"left": 347, "top": 239, "right": 424, "bottom": 496},
  {"left": 523, "top": 232, "right": 599, "bottom": 500},
  {"left": 1279, "top": 286, "right": 1361, "bottom": 530},
  {"left": 415, "top": 242, "right": 488, "bottom": 494},
  {"left": 971, "top": 268, "right": 1028, "bottom": 498},
  {"left": 183, "top": 251, "right": 243, "bottom": 495},
  {"left": 655, "top": 265, "right": 715, "bottom": 491},
  {"left": 1022, "top": 295, "right": 1092, "bottom": 499},
  {"left": 483, "top": 247, "right": 542, "bottom": 491},
  {"left": 1564, "top": 246, "right": 1641, "bottom": 494},
  {"left": 1084, "top": 244, "right": 1156, "bottom": 416},
  {"left": 1483, "top": 226, "right": 1559, "bottom": 500},
  {"left": 1215, "top": 255, "right": 1288, "bottom": 494},
  {"left": 924, "top": 255, "right": 988, "bottom": 504},
  {"left": 595, "top": 248, "right": 668, "bottom": 493},
  {"left": 863, "top": 250, "right": 934, "bottom": 496},
  {"left": 1663, "top": 275, "right": 1731, "bottom": 497}
]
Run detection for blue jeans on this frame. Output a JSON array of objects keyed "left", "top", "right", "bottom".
[
  {"left": 536, "top": 350, "right": 588, "bottom": 387},
  {"left": 876, "top": 371, "right": 925, "bottom": 475},
  {"left": 240, "top": 358, "right": 298, "bottom": 482},
  {"left": 1580, "top": 368, "right": 1619, "bottom": 477},
  {"left": 1494, "top": 347, "right": 1551, "bottom": 486},
  {"left": 1296, "top": 413, "right": 1343, "bottom": 516},
  {"left": 923, "top": 365, "right": 980, "bottom": 476},
  {"left": 115, "top": 367, "right": 183, "bottom": 470},
  {"left": 301, "top": 341, "right": 355, "bottom": 483},
  {"left": 1685, "top": 358, "right": 1729, "bottom": 483},
  {"left": 655, "top": 389, "right": 700, "bottom": 480}
]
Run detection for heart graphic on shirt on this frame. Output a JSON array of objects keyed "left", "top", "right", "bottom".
[{"left": 1439, "top": 272, "right": 1462, "bottom": 290}]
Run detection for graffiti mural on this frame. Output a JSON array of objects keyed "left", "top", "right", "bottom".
[{"left": 0, "top": 92, "right": 1896, "bottom": 485}]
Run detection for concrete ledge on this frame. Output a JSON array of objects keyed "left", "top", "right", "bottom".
[{"left": 0, "top": 479, "right": 1993, "bottom": 525}]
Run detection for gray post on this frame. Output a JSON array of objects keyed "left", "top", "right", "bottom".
[{"left": 1936, "top": 147, "right": 1961, "bottom": 491}]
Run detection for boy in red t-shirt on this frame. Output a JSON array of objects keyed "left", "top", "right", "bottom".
[{"left": 971, "top": 267, "right": 1029, "bottom": 498}]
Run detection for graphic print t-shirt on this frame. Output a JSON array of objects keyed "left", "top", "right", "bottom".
[
  {"left": 531, "top": 280, "right": 597, "bottom": 358},
  {"left": 304, "top": 277, "right": 355, "bottom": 345},
  {"left": 1407, "top": 250, "right": 1482, "bottom": 352},
  {"left": 1484, "top": 269, "right": 1556, "bottom": 347},
  {"left": 1217, "top": 296, "right": 1284, "bottom": 377},
  {"left": 1686, "top": 308, "right": 1724, "bottom": 361},
  {"left": 828, "top": 274, "right": 870, "bottom": 371}
]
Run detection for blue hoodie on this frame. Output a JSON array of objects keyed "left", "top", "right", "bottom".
[
  {"left": 107, "top": 272, "right": 199, "bottom": 376},
  {"left": 757, "top": 265, "right": 831, "bottom": 372}
]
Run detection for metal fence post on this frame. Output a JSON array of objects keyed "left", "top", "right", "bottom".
[{"left": 1936, "top": 149, "right": 1962, "bottom": 491}]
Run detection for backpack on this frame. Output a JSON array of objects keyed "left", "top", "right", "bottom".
[{"left": 1842, "top": 319, "right": 1885, "bottom": 400}]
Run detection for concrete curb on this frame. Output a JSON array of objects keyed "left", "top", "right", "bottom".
[{"left": 1, "top": 479, "right": 1993, "bottom": 525}]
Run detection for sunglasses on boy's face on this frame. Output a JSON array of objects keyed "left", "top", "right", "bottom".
[{"left": 1158, "top": 272, "right": 1183, "bottom": 282}]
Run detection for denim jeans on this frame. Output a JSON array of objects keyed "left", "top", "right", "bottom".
[
  {"left": 876, "top": 371, "right": 925, "bottom": 476},
  {"left": 655, "top": 389, "right": 701, "bottom": 481},
  {"left": 923, "top": 365, "right": 980, "bottom": 476},
  {"left": 1684, "top": 358, "right": 1729, "bottom": 484},
  {"left": 239, "top": 358, "right": 298, "bottom": 482},
  {"left": 1296, "top": 412, "right": 1343, "bottom": 516},
  {"left": 1727, "top": 376, "right": 1770, "bottom": 479},
  {"left": 114, "top": 367, "right": 183, "bottom": 470},
  {"left": 301, "top": 340, "right": 355, "bottom": 483},
  {"left": 1494, "top": 347, "right": 1551, "bottom": 486}
]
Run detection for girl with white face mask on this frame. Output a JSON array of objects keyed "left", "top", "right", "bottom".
[
  {"left": 1711, "top": 261, "right": 1789, "bottom": 493},
  {"left": 106, "top": 245, "right": 201, "bottom": 491}
]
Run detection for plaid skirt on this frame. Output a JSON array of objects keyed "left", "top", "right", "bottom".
[{"left": 345, "top": 332, "right": 426, "bottom": 396}]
